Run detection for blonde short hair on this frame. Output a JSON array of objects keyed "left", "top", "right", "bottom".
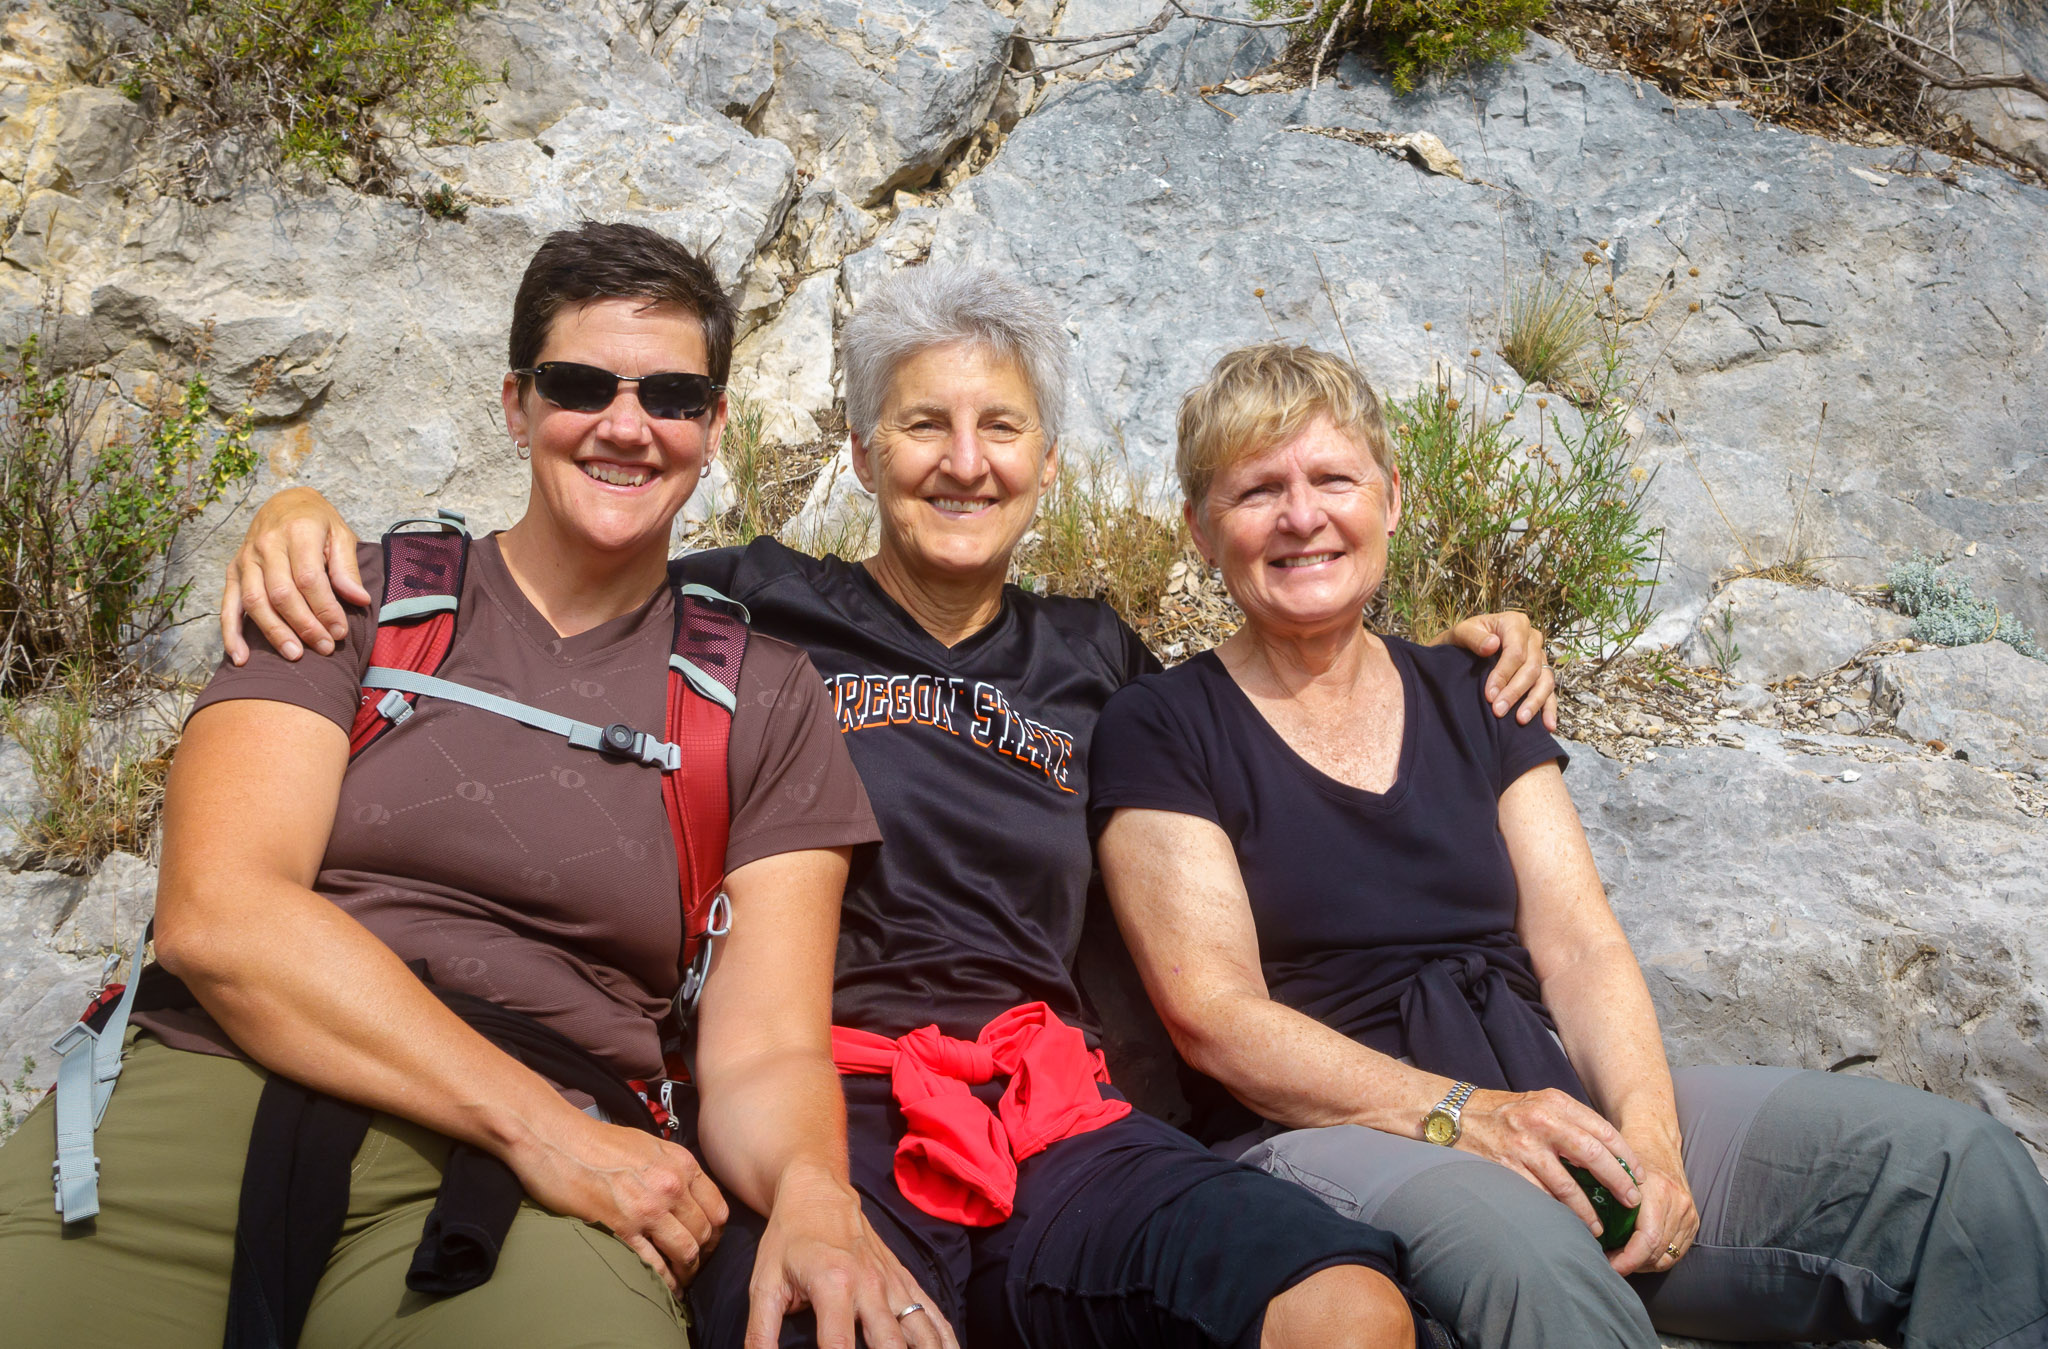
[{"left": 1175, "top": 343, "right": 1394, "bottom": 514}]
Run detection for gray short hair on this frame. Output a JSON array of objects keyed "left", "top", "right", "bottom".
[{"left": 841, "top": 264, "right": 1071, "bottom": 447}]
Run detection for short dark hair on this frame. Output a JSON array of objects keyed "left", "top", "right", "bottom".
[{"left": 507, "top": 221, "right": 736, "bottom": 384}]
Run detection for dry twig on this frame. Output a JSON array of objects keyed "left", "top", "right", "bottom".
[{"left": 1025, "top": 0, "right": 1315, "bottom": 74}]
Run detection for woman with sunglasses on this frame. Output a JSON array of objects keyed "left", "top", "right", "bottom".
[
  {"left": 0, "top": 222, "right": 950, "bottom": 1349},
  {"left": 198, "top": 264, "right": 1566, "bottom": 1349}
]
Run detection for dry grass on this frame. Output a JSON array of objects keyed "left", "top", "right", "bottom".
[
  {"left": 1013, "top": 449, "right": 1197, "bottom": 643},
  {"left": 1500, "top": 268, "right": 1603, "bottom": 398},
  {"left": 677, "top": 398, "right": 842, "bottom": 551},
  {"left": 1538, "top": 0, "right": 2039, "bottom": 181},
  {"left": 2, "top": 668, "right": 179, "bottom": 872}
]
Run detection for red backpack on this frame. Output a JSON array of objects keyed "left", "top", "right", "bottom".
[{"left": 350, "top": 512, "right": 750, "bottom": 1040}]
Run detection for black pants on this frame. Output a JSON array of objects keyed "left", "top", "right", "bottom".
[{"left": 689, "top": 1077, "right": 1417, "bottom": 1349}]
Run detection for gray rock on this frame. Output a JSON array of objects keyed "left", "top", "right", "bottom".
[
  {"left": 1679, "top": 579, "right": 1912, "bottom": 683},
  {"left": 781, "top": 446, "right": 878, "bottom": 555},
  {"left": 50, "top": 852, "right": 157, "bottom": 957},
  {"left": 730, "top": 270, "right": 838, "bottom": 443},
  {"left": 789, "top": 182, "right": 878, "bottom": 275},
  {"left": 1951, "top": 9, "right": 2048, "bottom": 174},
  {"left": 1874, "top": 641, "right": 2048, "bottom": 774},
  {"left": 0, "top": 868, "right": 94, "bottom": 1133},
  {"left": 0, "top": 733, "right": 41, "bottom": 868},
  {"left": 462, "top": 0, "right": 681, "bottom": 139},
  {"left": 658, "top": 0, "right": 781, "bottom": 121},
  {"left": 925, "top": 35, "right": 2048, "bottom": 647},
  {"left": 1569, "top": 731, "right": 2048, "bottom": 1174},
  {"left": 840, "top": 205, "right": 941, "bottom": 310},
  {"left": 753, "top": 0, "right": 1016, "bottom": 204}
]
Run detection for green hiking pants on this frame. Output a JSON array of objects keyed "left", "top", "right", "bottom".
[{"left": 0, "top": 1031, "right": 691, "bottom": 1348}]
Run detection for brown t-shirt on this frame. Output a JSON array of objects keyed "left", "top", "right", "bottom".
[{"left": 142, "top": 535, "right": 879, "bottom": 1081}]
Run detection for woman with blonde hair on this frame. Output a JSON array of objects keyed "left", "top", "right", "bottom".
[{"left": 1090, "top": 341, "right": 2048, "bottom": 1349}]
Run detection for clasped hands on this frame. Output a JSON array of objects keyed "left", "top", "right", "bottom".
[{"left": 1453, "top": 1087, "right": 1700, "bottom": 1276}]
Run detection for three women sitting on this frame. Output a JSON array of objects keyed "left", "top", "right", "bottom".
[{"left": 1090, "top": 342, "right": 2048, "bottom": 1349}]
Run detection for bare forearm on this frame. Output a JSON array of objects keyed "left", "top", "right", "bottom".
[
  {"left": 695, "top": 1051, "right": 850, "bottom": 1214},
  {"left": 1177, "top": 991, "right": 1454, "bottom": 1138},
  {"left": 1539, "top": 939, "right": 1681, "bottom": 1156},
  {"left": 159, "top": 872, "right": 584, "bottom": 1161}
]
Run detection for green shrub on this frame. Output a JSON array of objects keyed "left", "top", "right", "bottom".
[
  {"left": 0, "top": 330, "right": 264, "bottom": 695},
  {"left": 1377, "top": 326, "right": 1661, "bottom": 660},
  {"left": 1887, "top": 557, "right": 2044, "bottom": 660},
  {"left": 111, "top": 0, "right": 494, "bottom": 188},
  {"left": 1257, "top": 0, "right": 1548, "bottom": 92}
]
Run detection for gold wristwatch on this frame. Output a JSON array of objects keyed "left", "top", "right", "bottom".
[{"left": 1422, "top": 1081, "right": 1478, "bottom": 1146}]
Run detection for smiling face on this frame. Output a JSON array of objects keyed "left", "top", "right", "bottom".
[
  {"left": 1189, "top": 414, "right": 1401, "bottom": 642},
  {"left": 501, "top": 296, "right": 724, "bottom": 565},
  {"left": 851, "top": 341, "right": 1058, "bottom": 587}
]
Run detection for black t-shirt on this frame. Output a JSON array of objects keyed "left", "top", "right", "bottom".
[
  {"left": 1087, "top": 636, "right": 1569, "bottom": 1129},
  {"left": 676, "top": 537, "right": 1160, "bottom": 1040}
]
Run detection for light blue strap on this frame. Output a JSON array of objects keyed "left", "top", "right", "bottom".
[
  {"left": 386, "top": 509, "right": 469, "bottom": 534},
  {"left": 676, "top": 583, "right": 750, "bottom": 624},
  {"left": 51, "top": 922, "right": 148, "bottom": 1223},
  {"left": 362, "top": 667, "right": 681, "bottom": 770},
  {"left": 669, "top": 655, "right": 738, "bottom": 714},
  {"left": 376, "top": 594, "right": 459, "bottom": 623}
]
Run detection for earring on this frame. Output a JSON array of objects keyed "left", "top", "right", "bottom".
[{"left": 514, "top": 439, "right": 530, "bottom": 461}]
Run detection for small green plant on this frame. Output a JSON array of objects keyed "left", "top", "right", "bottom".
[
  {"left": 419, "top": 182, "right": 470, "bottom": 221},
  {"left": 2, "top": 669, "right": 177, "bottom": 871},
  {"left": 1500, "top": 265, "right": 1601, "bottom": 397},
  {"left": 1887, "top": 557, "right": 2045, "bottom": 660},
  {"left": 1015, "top": 448, "right": 1191, "bottom": 631},
  {"left": 1378, "top": 327, "right": 1661, "bottom": 661},
  {"left": 110, "top": 0, "right": 494, "bottom": 189},
  {"left": 1702, "top": 606, "right": 1742, "bottom": 674},
  {"left": 1, "top": 329, "right": 265, "bottom": 695},
  {"left": 2, "top": 1053, "right": 38, "bottom": 1136},
  {"left": 1255, "top": 0, "right": 1547, "bottom": 92}
]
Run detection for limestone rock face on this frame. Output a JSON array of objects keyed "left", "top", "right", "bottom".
[
  {"left": 1568, "top": 732, "right": 2048, "bottom": 1174},
  {"left": 1874, "top": 642, "right": 2048, "bottom": 775},
  {"left": 927, "top": 35, "right": 2048, "bottom": 644},
  {"left": 750, "top": 0, "right": 1016, "bottom": 204},
  {"left": 1951, "top": 9, "right": 2048, "bottom": 174},
  {"left": 1680, "top": 579, "right": 1913, "bottom": 683},
  {"left": 731, "top": 270, "right": 839, "bottom": 443},
  {"left": 0, "top": 868, "right": 95, "bottom": 1132},
  {"left": 50, "top": 852, "right": 157, "bottom": 957}
]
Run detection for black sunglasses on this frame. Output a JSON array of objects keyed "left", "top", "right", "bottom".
[{"left": 513, "top": 362, "right": 724, "bottom": 421}]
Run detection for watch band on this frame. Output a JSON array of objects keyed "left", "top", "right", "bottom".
[{"left": 1423, "top": 1080, "right": 1477, "bottom": 1146}]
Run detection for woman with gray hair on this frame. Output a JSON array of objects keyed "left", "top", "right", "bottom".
[{"left": 215, "top": 262, "right": 1561, "bottom": 1349}]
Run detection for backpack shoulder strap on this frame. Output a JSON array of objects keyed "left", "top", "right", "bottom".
[
  {"left": 349, "top": 511, "right": 470, "bottom": 757},
  {"left": 665, "top": 585, "right": 750, "bottom": 1015}
]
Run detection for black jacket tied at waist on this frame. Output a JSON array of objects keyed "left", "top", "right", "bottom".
[{"left": 1398, "top": 951, "right": 1589, "bottom": 1104}]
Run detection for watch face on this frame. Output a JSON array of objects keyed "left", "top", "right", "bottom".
[{"left": 1423, "top": 1112, "right": 1456, "bottom": 1146}]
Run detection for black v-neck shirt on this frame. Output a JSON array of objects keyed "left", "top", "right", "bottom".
[
  {"left": 676, "top": 537, "right": 1160, "bottom": 1040},
  {"left": 1087, "top": 637, "right": 1566, "bottom": 1057}
]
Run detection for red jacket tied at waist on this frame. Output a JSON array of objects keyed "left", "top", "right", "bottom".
[{"left": 831, "top": 1003, "right": 1132, "bottom": 1226}]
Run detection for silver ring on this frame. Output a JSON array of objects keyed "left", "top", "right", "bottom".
[{"left": 895, "top": 1303, "right": 926, "bottom": 1321}]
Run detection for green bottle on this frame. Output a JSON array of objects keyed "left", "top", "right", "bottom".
[{"left": 1565, "top": 1158, "right": 1640, "bottom": 1251}]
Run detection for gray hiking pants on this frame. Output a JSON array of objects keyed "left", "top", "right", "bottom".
[{"left": 1238, "top": 1067, "right": 2048, "bottom": 1349}]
